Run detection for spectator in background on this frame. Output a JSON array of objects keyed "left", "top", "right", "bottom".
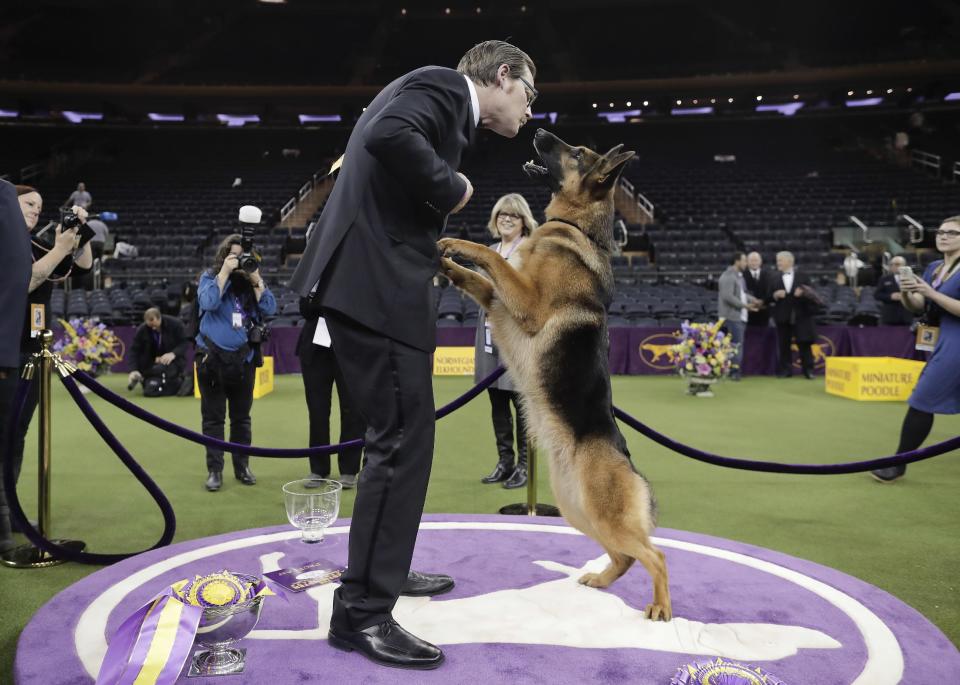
[
  {"left": 769, "top": 251, "right": 819, "bottom": 379},
  {"left": 475, "top": 193, "right": 537, "bottom": 488},
  {"left": 717, "top": 252, "right": 760, "bottom": 381},
  {"left": 63, "top": 182, "right": 92, "bottom": 210},
  {"left": 128, "top": 307, "right": 189, "bottom": 396},
  {"left": 0, "top": 180, "right": 32, "bottom": 553},
  {"left": 875, "top": 256, "right": 915, "bottom": 326},
  {"left": 195, "top": 235, "right": 276, "bottom": 492},
  {"left": 744, "top": 251, "right": 773, "bottom": 327},
  {"left": 297, "top": 292, "right": 365, "bottom": 489},
  {"left": 873, "top": 216, "right": 960, "bottom": 482},
  {"left": 85, "top": 216, "right": 109, "bottom": 261}
]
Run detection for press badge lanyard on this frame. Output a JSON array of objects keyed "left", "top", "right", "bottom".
[
  {"left": 231, "top": 296, "right": 245, "bottom": 329},
  {"left": 484, "top": 238, "right": 523, "bottom": 354},
  {"left": 916, "top": 259, "right": 960, "bottom": 351}
]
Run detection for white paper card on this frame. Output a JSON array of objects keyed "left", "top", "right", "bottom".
[{"left": 313, "top": 317, "right": 332, "bottom": 348}]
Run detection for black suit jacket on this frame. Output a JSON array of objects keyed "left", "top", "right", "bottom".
[
  {"left": 744, "top": 267, "right": 775, "bottom": 326},
  {"left": 289, "top": 66, "right": 477, "bottom": 352},
  {"left": 130, "top": 315, "right": 189, "bottom": 374},
  {"left": 768, "top": 270, "right": 819, "bottom": 341},
  {"left": 875, "top": 273, "right": 914, "bottom": 325},
  {"left": 0, "top": 181, "right": 32, "bottom": 368}
]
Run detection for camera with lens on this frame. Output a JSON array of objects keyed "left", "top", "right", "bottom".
[
  {"left": 237, "top": 205, "right": 262, "bottom": 273},
  {"left": 247, "top": 322, "right": 269, "bottom": 345}
]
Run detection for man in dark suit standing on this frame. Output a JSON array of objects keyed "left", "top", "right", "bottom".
[
  {"left": 744, "top": 251, "right": 773, "bottom": 327},
  {"left": 874, "top": 255, "right": 914, "bottom": 326},
  {"left": 289, "top": 40, "right": 536, "bottom": 669},
  {"left": 768, "top": 251, "right": 820, "bottom": 379},
  {"left": 0, "top": 179, "right": 33, "bottom": 553}
]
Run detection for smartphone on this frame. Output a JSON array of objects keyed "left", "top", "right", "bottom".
[{"left": 898, "top": 266, "right": 915, "bottom": 281}]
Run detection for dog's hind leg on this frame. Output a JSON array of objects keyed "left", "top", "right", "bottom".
[
  {"left": 578, "top": 548, "right": 634, "bottom": 589},
  {"left": 440, "top": 257, "right": 495, "bottom": 309},
  {"left": 627, "top": 542, "right": 672, "bottom": 621}
]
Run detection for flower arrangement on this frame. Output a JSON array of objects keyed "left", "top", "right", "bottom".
[
  {"left": 671, "top": 320, "right": 737, "bottom": 382},
  {"left": 53, "top": 318, "right": 124, "bottom": 375}
]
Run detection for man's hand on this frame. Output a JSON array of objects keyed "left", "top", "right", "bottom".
[
  {"left": 450, "top": 173, "right": 473, "bottom": 215},
  {"left": 794, "top": 287, "right": 804, "bottom": 297},
  {"left": 773, "top": 289, "right": 786, "bottom": 300},
  {"left": 158, "top": 352, "right": 176, "bottom": 365},
  {"left": 249, "top": 268, "right": 265, "bottom": 288},
  {"left": 71, "top": 206, "right": 88, "bottom": 223}
]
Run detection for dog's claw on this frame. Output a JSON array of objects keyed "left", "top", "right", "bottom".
[{"left": 644, "top": 603, "right": 672, "bottom": 621}]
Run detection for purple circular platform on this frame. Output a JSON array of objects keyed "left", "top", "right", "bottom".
[{"left": 16, "top": 515, "right": 959, "bottom": 684}]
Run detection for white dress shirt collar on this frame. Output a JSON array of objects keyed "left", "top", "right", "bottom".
[{"left": 463, "top": 75, "right": 480, "bottom": 127}]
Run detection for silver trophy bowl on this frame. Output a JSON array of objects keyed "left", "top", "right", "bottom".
[{"left": 187, "top": 573, "right": 265, "bottom": 677}]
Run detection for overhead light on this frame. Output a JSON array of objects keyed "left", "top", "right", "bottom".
[
  {"left": 642, "top": 100, "right": 649, "bottom": 107},
  {"left": 62, "top": 111, "right": 103, "bottom": 124},
  {"left": 793, "top": 94, "right": 799, "bottom": 100},
  {"left": 592, "top": 103, "right": 598, "bottom": 108},
  {"left": 727, "top": 97, "right": 734, "bottom": 103},
  {"left": 866, "top": 89, "right": 873, "bottom": 95},
  {"left": 676, "top": 99, "right": 682, "bottom": 105},
  {"left": 907, "top": 87, "right": 913, "bottom": 92},
  {"left": 608, "top": 102, "right": 614, "bottom": 107},
  {"left": 0, "top": 109, "right": 20, "bottom": 118},
  {"left": 217, "top": 113, "right": 260, "bottom": 127},
  {"left": 671, "top": 106, "right": 714, "bottom": 116},
  {"left": 756, "top": 95, "right": 763, "bottom": 102},
  {"left": 147, "top": 113, "right": 185, "bottom": 122},
  {"left": 847, "top": 90, "right": 854, "bottom": 96},
  {"left": 692, "top": 99, "right": 698, "bottom": 104},
  {"left": 476, "top": 7, "right": 482, "bottom": 13},
  {"left": 710, "top": 98, "right": 716, "bottom": 104},
  {"left": 520, "top": 4, "right": 527, "bottom": 11},
  {"left": 626, "top": 101, "right": 631, "bottom": 107},
  {"left": 400, "top": 7, "right": 407, "bottom": 14},
  {"left": 845, "top": 97, "right": 883, "bottom": 108},
  {"left": 886, "top": 88, "right": 894, "bottom": 94},
  {"left": 444, "top": 7, "right": 451, "bottom": 14},
  {"left": 298, "top": 114, "right": 342, "bottom": 123}
]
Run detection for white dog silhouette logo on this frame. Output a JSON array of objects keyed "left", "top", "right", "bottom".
[{"left": 250, "top": 552, "right": 840, "bottom": 661}]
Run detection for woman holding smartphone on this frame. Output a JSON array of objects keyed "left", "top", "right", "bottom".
[{"left": 873, "top": 214, "right": 960, "bottom": 482}]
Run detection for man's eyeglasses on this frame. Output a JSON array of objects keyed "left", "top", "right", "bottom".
[
  {"left": 515, "top": 74, "right": 538, "bottom": 109},
  {"left": 498, "top": 212, "right": 522, "bottom": 221},
  {"left": 934, "top": 229, "right": 960, "bottom": 238}
]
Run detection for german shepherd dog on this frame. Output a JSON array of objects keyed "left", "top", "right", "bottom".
[{"left": 437, "top": 129, "right": 672, "bottom": 621}]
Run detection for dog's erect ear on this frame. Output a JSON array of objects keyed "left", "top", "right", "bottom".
[{"left": 596, "top": 150, "right": 635, "bottom": 189}]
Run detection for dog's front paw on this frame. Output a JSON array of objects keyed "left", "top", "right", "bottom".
[
  {"left": 577, "top": 572, "right": 610, "bottom": 589},
  {"left": 437, "top": 237, "right": 461, "bottom": 258},
  {"left": 439, "top": 257, "right": 465, "bottom": 285},
  {"left": 644, "top": 602, "right": 672, "bottom": 621}
]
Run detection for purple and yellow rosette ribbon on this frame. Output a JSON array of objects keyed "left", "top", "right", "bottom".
[
  {"left": 670, "top": 657, "right": 787, "bottom": 685},
  {"left": 95, "top": 571, "right": 274, "bottom": 685}
]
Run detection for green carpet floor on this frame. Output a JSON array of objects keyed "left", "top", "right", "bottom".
[{"left": 1, "top": 373, "right": 958, "bottom": 679}]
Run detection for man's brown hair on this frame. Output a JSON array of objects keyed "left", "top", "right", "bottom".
[{"left": 457, "top": 40, "right": 535, "bottom": 86}]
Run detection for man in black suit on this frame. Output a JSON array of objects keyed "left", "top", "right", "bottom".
[
  {"left": 744, "top": 251, "right": 774, "bottom": 327},
  {"left": 0, "top": 180, "right": 33, "bottom": 552},
  {"left": 127, "top": 308, "right": 189, "bottom": 393},
  {"left": 874, "top": 256, "right": 914, "bottom": 326},
  {"left": 289, "top": 40, "right": 536, "bottom": 669},
  {"left": 768, "top": 251, "right": 820, "bottom": 379}
]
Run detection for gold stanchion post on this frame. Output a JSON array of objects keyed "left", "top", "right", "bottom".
[
  {"left": 1, "top": 330, "right": 86, "bottom": 568},
  {"left": 498, "top": 439, "right": 560, "bottom": 517}
]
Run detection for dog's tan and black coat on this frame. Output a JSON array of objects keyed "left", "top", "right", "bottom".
[{"left": 438, "top": 129, "right": 672, "bottom": 620}]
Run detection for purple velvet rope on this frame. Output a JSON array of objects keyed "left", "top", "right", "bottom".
[
  {"left": 612, "top": 405, "right": 960, "bottom": 474},
  {"left": 69, "top": 366, "right": 507, "bottom": 457},
  {"left": 3, "top": 375, "right": 177, "bottom": 564}
]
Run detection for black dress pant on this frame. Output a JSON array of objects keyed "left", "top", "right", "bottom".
[
  {"left": 0, "top": 367, "right": 22, "bottom": 534},
  {"left": 323, "top": 310, "right": 435, "bottom": 631},
  {"left": 197, "top": 360, "right": 255, "bottom": 473},
  {"left": 488, "top": 387, "right": 526, "bottom": 467},
  {"left": 300, "top": 345, "right": 365, "bottom": 477},
  {"left": 775, "top": 323, "right": 813, "bottom": 375}
]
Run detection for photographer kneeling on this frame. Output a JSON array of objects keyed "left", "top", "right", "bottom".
[
  {"left": 196, "top": 235, "right": 276, "bottom": 492},
  {"left": 128, "top": 307, "right": 188, "bottom": 397}
]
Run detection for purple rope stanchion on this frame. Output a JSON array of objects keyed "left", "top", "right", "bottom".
[
  {"left": 612, "top": 405, "right": 960, "bottom": 475},
  {"left": 69, "top": 366, "right": 506, "bottom": 457},
  {"left": 4, "top": 375, "right": 176, "bottom": 564}
]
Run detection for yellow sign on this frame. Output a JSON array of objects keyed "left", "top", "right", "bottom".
[
  {"left": 433, "top": 347, "right": 475, "bottom": 376},
  {"left": 194, "top": 356, "right": 274, "bottom": 399},
  {"left": 825, "top": 356, "right": 925, "bottom": 401}
]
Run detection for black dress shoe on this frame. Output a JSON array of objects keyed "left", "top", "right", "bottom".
[
  {"left": 503, "top": 466, "right": 527, "bottom": 490},
  {"left": 803, "top": 370, "right": 814, "bottom": 379},
  {"left": 481, "top": 462, "right": 512, "bottom": 484},
  {"left": 871, "top": 465, "right": 907, "bottom": 483},
  {"left": 328, "top": 619, "right": 444, "bottom": 670},
  {"left": 235, "top": 466, "right": 256, "bottom": 485},
  {"left": 205, "top": 471, "right": 222, "bottom": 492},
  {"left": 400, "top": 570, "right": 455, "bottom": 597}
]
